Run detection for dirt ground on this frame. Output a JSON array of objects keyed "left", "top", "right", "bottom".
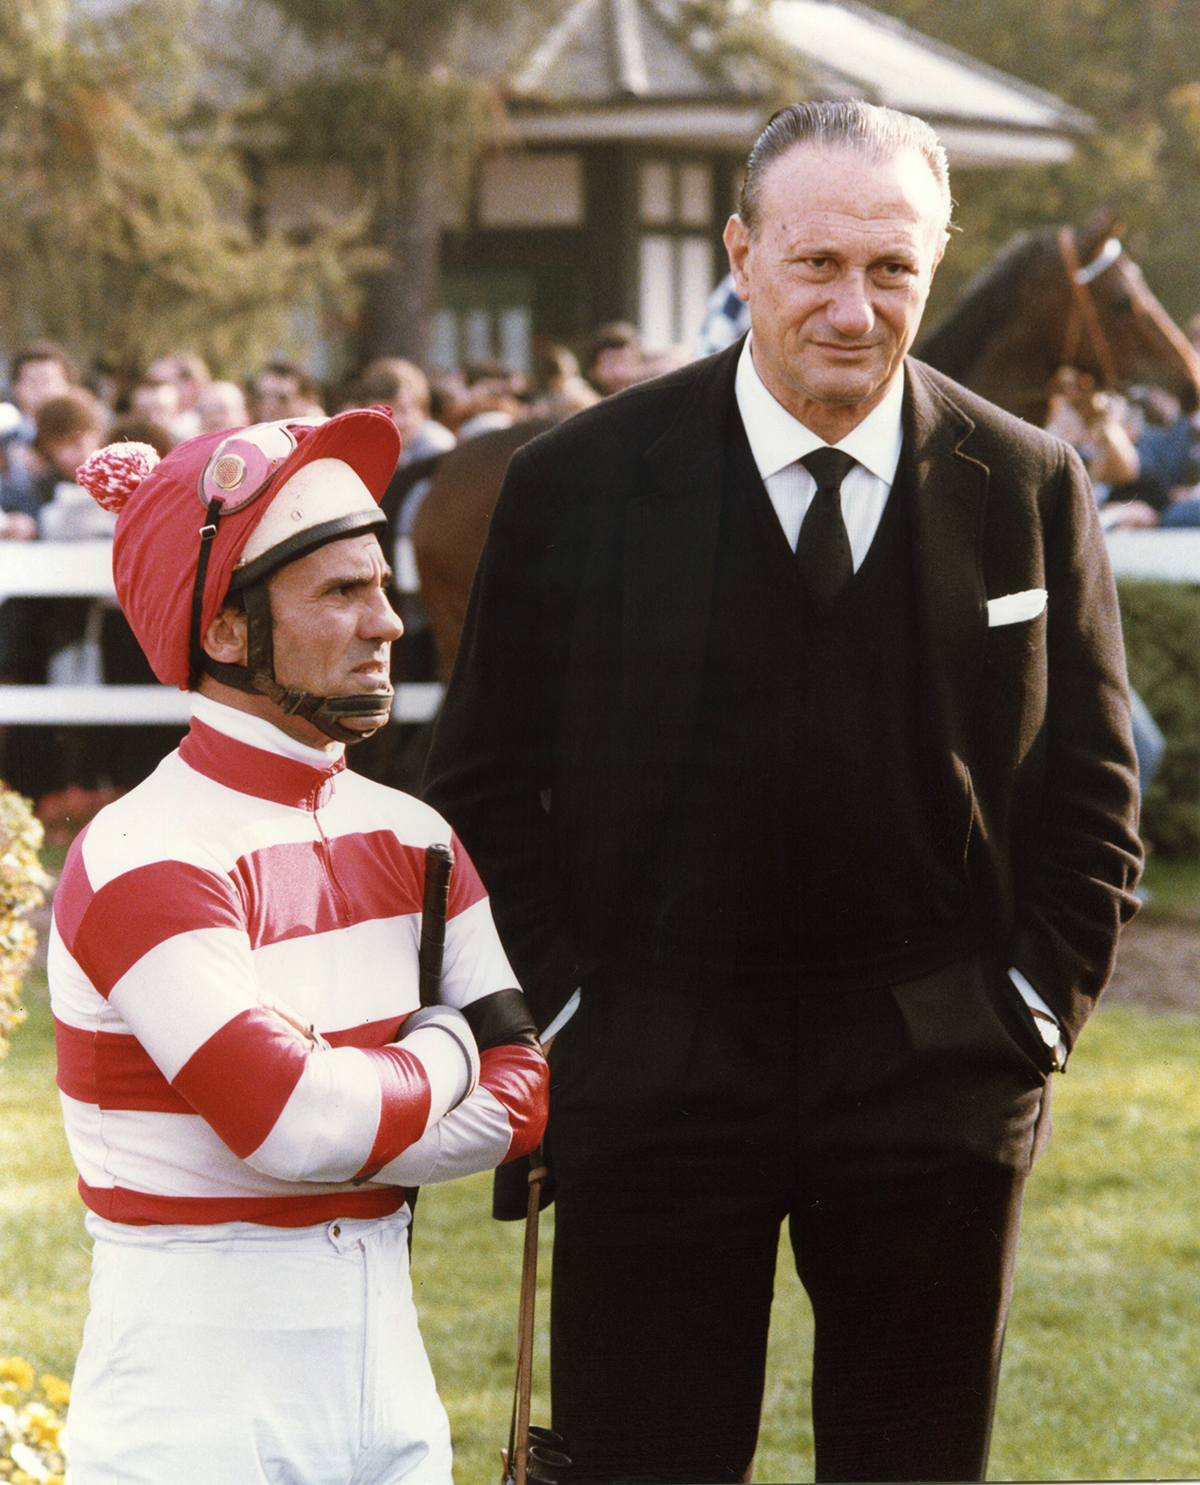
[{"left": 1101, "top": 910, "right": 1200, "bottom": 1015}]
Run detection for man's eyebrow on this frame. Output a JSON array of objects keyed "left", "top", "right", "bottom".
[{"left": 318, "top": 563, "right": 393, "bottom": 593}]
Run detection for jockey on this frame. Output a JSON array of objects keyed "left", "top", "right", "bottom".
[{"left": 51, "top": 407, "right": 548, "bottom": 1484}]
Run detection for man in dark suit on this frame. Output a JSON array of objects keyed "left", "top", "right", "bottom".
[{"left": 424, "top": 100, "right": 1142, "bottom": 1483}]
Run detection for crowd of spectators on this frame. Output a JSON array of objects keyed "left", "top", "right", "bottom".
[
  {"left": 1038, "top": 358, "right": 1200, "bottom": 816},
  {"left": 0, "top": 324, "right": 688, "bottom": 808},
  {"left": 0, "top": 321, "right": 685, "bottom": 549},
  {"left": 1042, "top": 317, "right": 1200, "bottom": 531}
]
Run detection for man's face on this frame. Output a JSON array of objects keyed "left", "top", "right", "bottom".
[
  {"left": 198, "top": 383, "right": 249, "bottom": 434},
  {"left": 255, "top": 372, "right": 304, "bottom": 421},
  {"left": 389, "top": 389, "right": 426, "bottom": 447},
  {"left": 48, "top": 429, "right": 104, "bottom": 480},
  {"left": 14, "top": 358, "right": 70, "bottom": 416},
  {"left": 267, "top": 533, "right": 403, "bottom": 747},
  {"left": 131, "top": 381, "right": 179, "bottom": 423},
  {"left": 724, "top": 142, "right": 946, "bottom": 441},
  {"left": 589, "top": 345, "right": 645, "bottom": 396}
]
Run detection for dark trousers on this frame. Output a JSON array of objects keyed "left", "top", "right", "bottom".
[{"left": 544, "top": 953, "right": 1054, "bottom": 1483}]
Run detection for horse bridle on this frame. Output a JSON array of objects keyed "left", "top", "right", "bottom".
[{"left": 1057, "top": 227, "right": 1123, "bottom": 388}]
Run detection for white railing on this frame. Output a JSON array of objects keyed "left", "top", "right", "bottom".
[
  {"left": 1105, "top": 528, "right": 1200, "bottom": 583},
  {"left": 0, "top": 527, "right": 1193, "bottom": 728},
  {"left": 0, "top": 539, "right": 443, "bottom": 725}
]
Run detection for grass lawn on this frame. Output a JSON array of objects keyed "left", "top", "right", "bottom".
[{"left": 4, "top": 974, "right": 1200, "bottom": 1482}]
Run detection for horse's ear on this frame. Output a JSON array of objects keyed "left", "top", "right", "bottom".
[{"left": 1076, "top": 205, "right": 1125, "bottom": 261}]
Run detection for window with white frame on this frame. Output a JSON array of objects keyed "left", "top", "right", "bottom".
[
  {"left": 637, "top": 159, "right": 715, "bottom": 351},
  {"left": 434, "top": 273, "right": 534, "bottom": 375}
]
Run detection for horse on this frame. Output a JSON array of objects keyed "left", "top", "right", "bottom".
[
  {"left": 916, "top": 207, "right": 1200, "bottom": 425},
  {"left": 408, "top": 416, "right": 558, "bottom": 685}
]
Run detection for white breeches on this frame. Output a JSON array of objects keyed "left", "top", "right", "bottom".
[{"left": 65, "top": 1209, "right": 453, "bottom": 1485}]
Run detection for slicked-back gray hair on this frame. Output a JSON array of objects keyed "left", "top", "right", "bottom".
[{"left": 738, "top": 100, "right": 952, "bottom": 236}]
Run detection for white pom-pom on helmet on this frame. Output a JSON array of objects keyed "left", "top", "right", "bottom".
[
  {"left": 78, "top": 441, "right": 162, "bottom": 513},
  {"left": 77, "top": 408, "right": 401, "bottom": 743}
]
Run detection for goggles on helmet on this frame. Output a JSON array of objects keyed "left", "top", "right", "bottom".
[{"left": 198, "top": 419, "right": 323, "bottom": 516}]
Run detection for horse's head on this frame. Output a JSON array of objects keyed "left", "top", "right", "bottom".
[
  {"left": 916, "top": 208, "right": 1200, "bottom": 424},
  {"left": 1060, "top": 207, "right": 1200, "bottom": 419}
]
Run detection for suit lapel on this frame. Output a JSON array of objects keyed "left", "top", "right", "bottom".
[
  {"left": 621, "top": 346, "right": 737, "bottom": 803},
  {"left": 903, "top": 359, "right": 991, "bottom": 756}
]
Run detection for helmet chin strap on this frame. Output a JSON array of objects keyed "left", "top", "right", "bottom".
[
  {"left": 201, "top": 580, "right": 393, "bottom": 745},
  {"left": 252, "top": 672, "right": 393, "bottom": 744},
  {"left": 200, "top": 657, "right": 393, "bottom": 744}
]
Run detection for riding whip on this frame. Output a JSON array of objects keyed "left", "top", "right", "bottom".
[
  {"left": 418, "top": 842, "right": 454, "bottom": 1007},
  {"left": 401, "top": 841, "right": 455, "bottom": 1234}
]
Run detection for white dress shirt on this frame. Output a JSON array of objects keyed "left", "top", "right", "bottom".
[{"left": 734, "top": 335, "right": 904, "bottom": 566}]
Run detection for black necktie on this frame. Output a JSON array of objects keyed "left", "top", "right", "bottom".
[{"left": 796, "top": 448, "right": 856, "bottom": 603}]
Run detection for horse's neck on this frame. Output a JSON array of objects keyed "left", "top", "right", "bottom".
[
  {"left": 924, "top": 319, "right": 1056, "bottom": 424},
  {"left": 957, "top": 328, "right": 1059, "bottom": 424}
]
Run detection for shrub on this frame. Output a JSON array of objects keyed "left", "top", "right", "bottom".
[
  {"left": 1118, "top": 579, "right": 1200, "bottom": 858},
  {"left": 0, "top": 788, "right": 51, "bottom": 1061},
  {"left": 0, "top": 788, "right": 50, "bottom": 1061}
]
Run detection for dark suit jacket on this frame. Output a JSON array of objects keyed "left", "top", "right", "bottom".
[{"left": 424, "top": 343, "right": 1142, "bottom": 1054}]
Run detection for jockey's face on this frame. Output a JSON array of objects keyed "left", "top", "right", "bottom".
[{"left": 267, "top": 533, "right": 403, "bottom": 748}]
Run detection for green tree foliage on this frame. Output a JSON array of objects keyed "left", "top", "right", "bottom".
[
  {"left": 247, "top": 0, "right": 546, "bottom": 363},
  {"left": 0, "top": 0, "right": 374, "bottom": 375},
  {"left": 870, "top": 0, "right": 1200, "bottom": 327}
]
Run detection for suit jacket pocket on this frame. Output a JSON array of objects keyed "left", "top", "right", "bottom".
[
  {"left": 549, "top": 970, "right": 703, "bottom": 1129},
  {"left": 889, "top": 954, "right": 1054, "bottom": 1168},
  {"left": 891, "top": 953, "right": 1054, "bottom": 1082}
]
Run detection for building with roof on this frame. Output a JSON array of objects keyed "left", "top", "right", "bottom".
[{"left": 420, "top": 0, "right": 1091, "bottom": 372}]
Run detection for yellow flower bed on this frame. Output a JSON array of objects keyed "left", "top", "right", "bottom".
[{"left": 0, "top": 1359, "right": 69, "bottom": 1484}]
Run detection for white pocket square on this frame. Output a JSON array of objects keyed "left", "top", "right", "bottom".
[{"left": 987, "top": 588, "right": 1047, "bottom": 626}]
